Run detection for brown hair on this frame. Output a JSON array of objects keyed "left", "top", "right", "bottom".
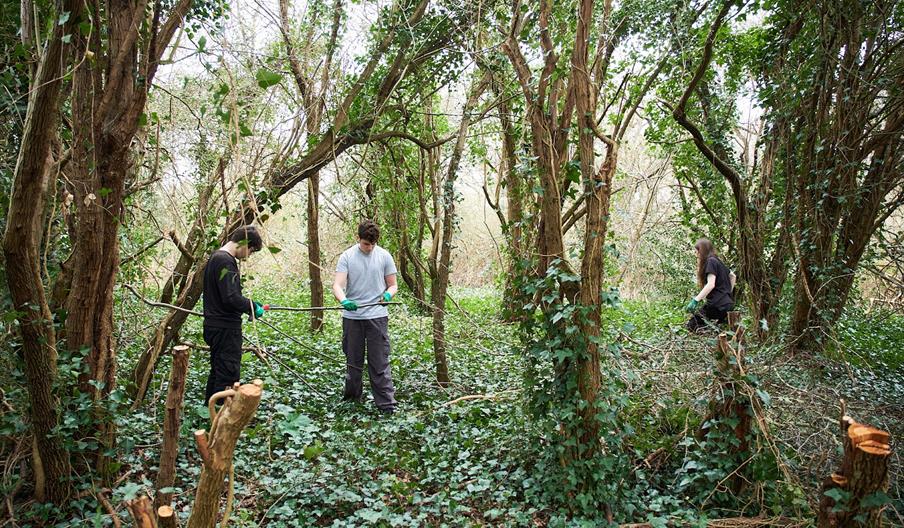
[
  {"left": 694, "top": 238, "right": 716, "bottom": 288},
  {"left": 358, "top": 220, "right": 380, "bottom": 244},
  {"left": 228, "top": 225, "right": 263, "bottom": 252}
]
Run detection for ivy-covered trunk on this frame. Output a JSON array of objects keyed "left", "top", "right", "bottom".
[
  {"left": 782, "top": 0, "right": 904, "bottom": 353},
  {"left": 2, "top": 0, "right": 81, "bottom": 502}
]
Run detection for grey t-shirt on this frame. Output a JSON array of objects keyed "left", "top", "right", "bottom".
[{"left": 336, "top": 244, "right": 398, "bottom": 320}]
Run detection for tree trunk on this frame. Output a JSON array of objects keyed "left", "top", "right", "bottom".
[
  {"left": 431, "top": 76, "right": 487, "bottom": 386},
  {"left": 572, "top": 0, "right": 603, "bottom": 459},
  {"left": 495, "top": 91, "right": 526, "bottom": 322},
  {"left": 2, "top": 0, "right": 82, "bottom": 502},
  {"left": 306, "top": 173, "right": 324, "bottom": 332},
  {"left": 187, "top": 383, "right": 263, "bottom": 528},
  {"left": 817, "top": 416, "right": 891, "bottom": 527},
  {"left": 155, "top": 346, "right": 190, "bottom": 510}
]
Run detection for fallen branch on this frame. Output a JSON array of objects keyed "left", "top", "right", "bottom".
[
  {"left": 621, "top": 516, "right": 804, "bottom": 528},
  {"left": 438, "top": 390, "right": 519, "bottom": 408}
]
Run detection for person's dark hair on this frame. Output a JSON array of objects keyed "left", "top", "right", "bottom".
[
  {"left": 358, "top": 220, "right": 380, "bottom": 244},
  {"left": 694, "top": 238, "right": 716, "bottom": 288},
  {"left": 228, "top": 225, "right": 263, "bottom": 252}
]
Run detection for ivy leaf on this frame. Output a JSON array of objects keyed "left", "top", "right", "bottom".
[
  {"left": 256, "top": 68, "right": 283, "bottom": 89},
  {"left": 59, "top": 11, "right": 71, "bottom": 25},
  {"left": 860, "top": 491, "right": 890, "bottom": 509},
  {"left": 267, "top": 246, "right": 282, "bottom": 254},
  {"left": 824, "top": 487, "right": 851, "bottom": 503},
  {"left": 115, "top": 482, "right": 142, "bottom": 502}
]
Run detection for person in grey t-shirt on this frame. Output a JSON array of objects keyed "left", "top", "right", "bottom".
[{"left": 331, "top": 220, "right": 399, "bottom": 414}]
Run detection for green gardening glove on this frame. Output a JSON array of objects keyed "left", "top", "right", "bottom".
[
  {"left": 341, "top": 299, "right": 358, "bottom": 311},
  {"left": 382, "top": 291, "right": 392, "bottom": 303},
  {"left": 685, "top": 298, "right": 700, "bottom": 313},
  {"left": 253, "top": 301, "right": 265, "bottom": 318}
]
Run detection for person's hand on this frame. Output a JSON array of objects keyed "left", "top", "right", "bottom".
[
  {"left": 341, "top": 299, "right": 358, "bottom": 311},
  {"left": 253, "top": 301, "right": 265, "bottom": 318},
  {"left": 685, "top": 298, "right": 700, "bottom": 313},
  {"left": 381, "top": 291, "right": 392, "bottom": 303}
]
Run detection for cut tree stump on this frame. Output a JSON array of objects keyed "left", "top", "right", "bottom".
[
  {"left": 186, "top": 382, "right": 263, "bottom": 528},
  {"left": 817, "top": 413, "right": 891, "bottom": 527},
  {"left": 126, "top": 495, "right": 157, "bottom": 528},
  {"left": 697, "top": 330, "right": 752, "bottom": 494},
  {"left": 155, "top": 345, "right": 190, "bottom": 511},
  {"left": 157, "top": 505, "right": 178, "bottom": 528}
]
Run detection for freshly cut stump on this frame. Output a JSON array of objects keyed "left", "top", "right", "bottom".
[{"left": 818, "top": 415, "right": 891, "bottom": 527}]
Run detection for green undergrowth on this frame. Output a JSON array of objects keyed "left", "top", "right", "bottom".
[
  {"left": 115, "top": 284, "right": 552, "bottom": 527},
  {"left": 5, "top": 286, "right": 902, "bottom": 525}
]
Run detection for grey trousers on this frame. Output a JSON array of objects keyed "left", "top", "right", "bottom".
[{"left": 342, "top": 317, "right": 397, "bottom": 410}]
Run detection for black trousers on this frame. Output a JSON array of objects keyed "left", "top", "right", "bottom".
[
  {"left": 203, "top": 326, "right": 243, "bottom": 403},
  {"left": 342, "top": 317, "right": 397, "bottom": 411},
  {"left": 686, "top": 304, "right": 731, "bottom": 332}
]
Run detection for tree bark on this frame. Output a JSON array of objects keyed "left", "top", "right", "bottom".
[
  {"left": 817, "top": 416, "right": 891, "bottom": 527},
  {"left": 431, "top": 75, "right": 487, "bottom": 386},
  {"left": 494, "top": 87, "right": 526, "bottom": 322},
  {"left": 154, "top": 346, "right": 190, "bottom": 510},
  {"left": 126, "top": 496, "right": 157, "bottom": 528},
  {"left": 2, "top": 0, "right": 82, "bottom": 503},
  {"left": 187, "top": 383, "right": 263, "bottom": 528},
  {"left": 573, "top": 0, "right": 605, "bottom": 459}
]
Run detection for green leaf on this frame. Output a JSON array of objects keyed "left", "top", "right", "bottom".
[
  {"left": 59, "top": 11, "right": 71, "bottom": 25},
  {"left": 267, "top": 246, "right": 282, "bottom": 254},
  {"left": 824, "top": 487, "right": 851, "bottom": 503},
  {"left": 256, "top": 68, "right": 283, "bottom": 89},
  {"left": 303, "top": 441, "right": 325, "bottom": 460},
  {"left": 137, "top": 113, "right": 148, "bottom": 127},
  {"left": 98, "top": 187, "right": 113, "bottom": 198},
  {"left": 61, "top": 34, "right": 72, "bottom": 44},
  {"left": 241, "top": 352, "right": 251, "bottom": 362},
  {"left": 115, "top": 482, "right": 142, "bottom": 501},
  {"left": 860, "top": 491, "right": 890, "bottom": 509},
  {"left": 197, "top": 35, "right": 207, "bottom": 52},
  {"left": 239, "top": 123, "right": 253, "bottom": 137}
]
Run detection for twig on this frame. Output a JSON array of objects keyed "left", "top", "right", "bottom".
[
  {"left": 123, "top": 283, "right": 204, "bottom": 316},
  {"left": 438, "top": 390, "right": 518, "bottom": 408}
]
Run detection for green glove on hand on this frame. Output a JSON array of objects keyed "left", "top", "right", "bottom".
[
  {"left": 253, "top": 301, "right": 265, "bottom": 318},
  {"left": 341, "top": 299, "right": 358, "bottom": 311},
  {"left": 685, "top": 298, "right": 700, "bottom": 313},
  {"left": 382, "top": 291, "right": 392, "bottom": 303}
]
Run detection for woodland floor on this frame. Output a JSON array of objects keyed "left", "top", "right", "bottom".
[{"left": 9, "top": 286, "right": 902, "bottom": 526}]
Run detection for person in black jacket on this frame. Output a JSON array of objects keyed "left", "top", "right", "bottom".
[
  {"left": 685, "top": 238, "right": 736, "bottom": 332},
  {"left": 202, "top": 225, "right": 266, "bottom": 403}
]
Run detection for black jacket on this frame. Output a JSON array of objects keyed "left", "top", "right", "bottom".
[{"left": 203, "top": 250, "right": 254, "bottom": 329}]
